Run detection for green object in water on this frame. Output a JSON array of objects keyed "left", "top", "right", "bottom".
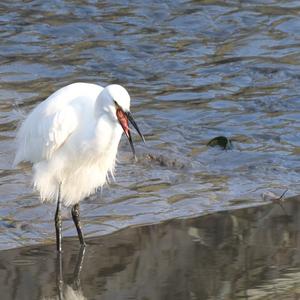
[{"left": 207, "top": 136, "right": 233, "bottom": 150}]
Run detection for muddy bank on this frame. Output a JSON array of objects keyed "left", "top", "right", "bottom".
[{"left": 1, "top": 196, "right": 300, "bottom": 300}]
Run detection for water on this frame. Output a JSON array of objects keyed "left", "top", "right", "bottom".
[
  {"left": 1, "top": 196, "right": 300, "bottom": 300},
  {"left": 1, "top": 0, "right": 300, "bottom": 249}
]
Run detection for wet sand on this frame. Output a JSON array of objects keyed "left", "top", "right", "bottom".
[{"left": 1, "top": 196, "right": 300, "bottom": 299}]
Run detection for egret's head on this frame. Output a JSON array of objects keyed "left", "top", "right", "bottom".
[
  {"left": 100, "top": 84, "right": 145, "bottom": 157},
  {"left": 106, "top": 84, "right": 131, "bottom": 112}
]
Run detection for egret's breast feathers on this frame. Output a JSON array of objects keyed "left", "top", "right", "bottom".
[{"left": 33, "top": 133, "right": 120, "bottom": 206}]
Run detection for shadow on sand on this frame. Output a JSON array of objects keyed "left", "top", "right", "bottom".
[{"left": 2, "top": 196, "right": 300, "bottom": 299}]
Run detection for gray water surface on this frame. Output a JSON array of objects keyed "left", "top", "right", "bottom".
[{"left": 1, "top": 0, "right": 300, "bottom": 249}]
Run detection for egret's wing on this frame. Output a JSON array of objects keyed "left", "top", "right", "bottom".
[{"left": 14, "top": 104, "right": 78, "bottom": 164}]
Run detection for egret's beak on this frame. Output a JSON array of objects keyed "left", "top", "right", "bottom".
[{"left": 116, "top": 108, "right": 145, "bottom": 158}]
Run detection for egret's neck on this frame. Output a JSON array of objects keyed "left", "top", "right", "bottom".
[
  {"left": 94, "top": 115, "right": 123, "bottom": 154},
  {"left": 93, "top": 91, "right": 123, "bottom": 154}
]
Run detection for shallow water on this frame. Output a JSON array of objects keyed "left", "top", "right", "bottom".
[
  {"left": 1, "top": 196, "right": 300, "bottom": 300},
  {"left": 1, "top": 0, "right": 300, "bottom": 248}
]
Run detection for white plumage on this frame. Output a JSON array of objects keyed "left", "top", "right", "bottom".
[
  {"left": 15, "top": 82, "right": 144, "bottom": 251},
  {"left": 14, "top": 83, "right": 135, "bottom": 206}
]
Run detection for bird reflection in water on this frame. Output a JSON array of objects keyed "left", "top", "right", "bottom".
[{"left": 44, "top": 246, "right": 86, "bottom": 300}]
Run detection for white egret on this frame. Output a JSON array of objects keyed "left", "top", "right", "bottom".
[{"left": 14, "top": 83, "right": 145, "bottom": 252}]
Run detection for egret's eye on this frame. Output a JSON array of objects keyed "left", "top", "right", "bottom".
[{"left": 113, "top": 100, "right": 118, "bottom": 106}]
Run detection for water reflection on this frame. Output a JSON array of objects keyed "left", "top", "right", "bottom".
[
  {"left": 43, "top": 286, "right": 86, "bottom": 300},
  {"left": 51, "top": 247, "right": 86, "bottom": 300},
  {"left": 1, "top": 197, "right": 300, "bottom": 299}
]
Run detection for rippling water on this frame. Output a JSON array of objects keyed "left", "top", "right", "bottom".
[{"left": 1, "top": 0, "right": 300, "bottom": 249}]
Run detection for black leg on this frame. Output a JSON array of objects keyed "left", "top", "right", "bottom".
[
  {"left": 71, "top": 203, "right": 86, "bottom": 246},
  {"left": 56, "top": 250, "right": 64, "bottom": 300},
  {"left": 73, "top": 245, "right": 86, "bottom": 290},
  {"left": 55, "top": 184, "right": 62, "bottom": 252}
]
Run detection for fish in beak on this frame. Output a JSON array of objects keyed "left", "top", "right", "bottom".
[{"left": 116, "top": 107, "right": 145, "bottom": 158}]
